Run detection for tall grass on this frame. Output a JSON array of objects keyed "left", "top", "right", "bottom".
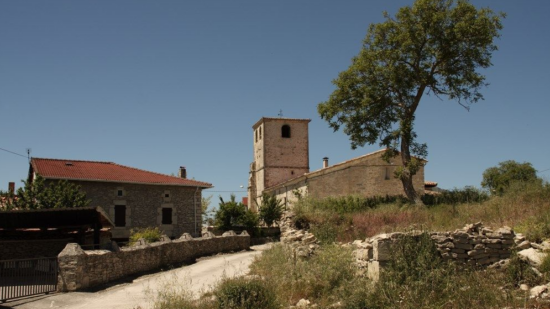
[
  {"left": 248, "top": 240, "right": 532, "bottom": 308},
  {"left": 293, "top": 182, "right": 550, "bottom": 242}
]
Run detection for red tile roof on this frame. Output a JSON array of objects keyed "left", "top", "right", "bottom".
[
  {"left": 425, "top": 181, "right": 438, "bottom": 187},
  {"left": 31, "top": 158, "right": 212, "bottom": 188}
]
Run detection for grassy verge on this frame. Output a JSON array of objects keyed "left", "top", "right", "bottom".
[{"left": 294, "top": 182, "right": 550, "bottom": 243}]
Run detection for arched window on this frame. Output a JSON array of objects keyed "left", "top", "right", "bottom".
[{"left": 282, "top": 125, "right": 291, "bottom": 138}]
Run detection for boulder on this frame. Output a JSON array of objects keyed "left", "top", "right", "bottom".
[{"left": 518, "top": 248, "right": 547, "bottom": 267}]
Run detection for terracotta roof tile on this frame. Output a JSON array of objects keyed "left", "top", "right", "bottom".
[
  {"left": 31, "top": 158, "right": 212, "bottom": 188},
  {"left": 424, "top": 181, "right": 438, "bottom": 187}
]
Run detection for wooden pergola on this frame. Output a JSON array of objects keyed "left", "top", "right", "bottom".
[{"left": 0, "top": 207, "right": 113, "bottom": 248}]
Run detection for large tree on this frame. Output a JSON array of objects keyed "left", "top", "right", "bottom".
[
  {"left": 481, "top": 160, "right": 540, "bottom": 195},
  {"left": 318, "top": 0, "right": 504, "bottom": 204}
]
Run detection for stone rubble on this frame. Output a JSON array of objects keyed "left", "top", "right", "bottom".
[{"left": 279, "top": 211, "right": 319, "bottom": 257}]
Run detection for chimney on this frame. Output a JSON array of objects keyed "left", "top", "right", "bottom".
[
  {"left": 178, "top": 166, "right": 187, "bottom": 179},
  {"left": 8, "top": 182, "right": 15, "bottom": 194},
  {"left": 322, "top": 157, "right": 329, "bottom": 168}
]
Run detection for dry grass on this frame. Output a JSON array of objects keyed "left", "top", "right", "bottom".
[{"left": 294, "top": 182, "right": 550, "bottom": 242}]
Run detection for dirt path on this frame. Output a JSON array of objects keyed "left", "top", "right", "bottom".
[{"left": 5, "top": 244, "right": 272, "bottom": 309}]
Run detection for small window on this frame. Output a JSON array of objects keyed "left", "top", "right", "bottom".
[
  {"left": 117, "top": 189, "right": 124, "bottom": 197},
  {"left": 162, "top": 208, "right": 173, "bottom": 225},
  {"left": 165, "top": 193, "right": 170, "bottom": 198},
  {"left": 385, "top": 167, "right": 390, "bottom": 180},
  {"left": 255, "top": 130, "right": 258, "bottom": 142},
  {"left": 114, "top": 205, "right": 126, "bottom": 227},
  {"left": 259, "top": 126, "right": 262, "bottom": 140},
  {"left": 291, "top": 170, "right": 294, "bottom": 175},
  {"left": 282, "top": 125, "right": 291, "bottom": 138}
]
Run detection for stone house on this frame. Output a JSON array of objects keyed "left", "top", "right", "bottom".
[
  {"left": 247, "top": 117, "right": 425, "bottom": 209},
  {"left": 29, "top": 158, "right": 212, "bottom": 239}
]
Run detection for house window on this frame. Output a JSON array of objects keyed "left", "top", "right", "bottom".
[
  {"left": 282, "top": 125, "right": 291, "bottom": 138},
  {"left": 162, "top": 208, "right": 173, "bottom": 225},
  {"left": 259, "top": 126, "right": 262, "bottom": 140},
  {"left": 114, "top": 205, "right": 126, "bottom": 227},
  {"left": 117, "top": 189, "right": 124, "bottom": 197},
  {"left": 385, "top": 167, "right": 390, "bottom": 180}
]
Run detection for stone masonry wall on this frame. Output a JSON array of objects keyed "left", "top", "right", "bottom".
[
  {"left": 353, "top": 223, "right": 514, "bottom": 281},
  {"left": 65, "top": 181, "right": 203, "bottom": 239},
  {"left": 0, "top": 239, "right": 72, "bottom": 260},
  {"left": 57, "top": 231, "right": 250, "bottom": 292}
]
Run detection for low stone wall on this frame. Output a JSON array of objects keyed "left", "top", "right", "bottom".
[
  {"left": 57, "top": 231, "right": 250, "bottom": 292},
  {"left": 353, "top": 223, "right": 515, "bottom": 281}
]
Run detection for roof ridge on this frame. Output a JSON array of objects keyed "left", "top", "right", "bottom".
[
  {"left": 110, "top": 162, "right": 212, "bottom": 186},
  {"left": 32, "top": 157, "right": 113, "bottom": 164}
]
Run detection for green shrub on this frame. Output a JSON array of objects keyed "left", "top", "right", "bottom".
[
  {"left": 215, "top": 194, "right": 246, "bottom": 231},
  {"left": 506, "top": 250, "right": 544, "bottom": 287},
  {"left": 422, "top": 186, "right": 490, "bottom": 206},
  {"left": 214, "top": 277, "right": 279, "bottom": 309},
  {"left": 259, "top": 194, "right": 284, "bottom": 226},
  {"left": 240, "top": 209, "right": 260, "bottom": 235},
  {"left": 129, "top": 227, "right": 163, "bottom": 245}
]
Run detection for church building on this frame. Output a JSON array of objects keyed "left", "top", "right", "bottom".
[{"left": 247, "top": 117, "right": 425, "bottom": 210}]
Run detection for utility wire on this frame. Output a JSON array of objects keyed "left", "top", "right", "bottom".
[{"left": 0, "top": 147, "right": 27, "bottom": 158}]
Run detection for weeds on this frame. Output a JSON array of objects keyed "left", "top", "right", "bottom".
[{"left": 129, "top": 227, "right": 163, "bottom": 245}]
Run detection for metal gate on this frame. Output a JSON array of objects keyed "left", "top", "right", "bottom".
[{"left": 0, "top": 257, "right": 58, "bottom": 303}]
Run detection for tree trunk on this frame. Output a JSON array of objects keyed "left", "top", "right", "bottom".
[{"left": 400, "top": 128, "right": 424, "bottom": 206}]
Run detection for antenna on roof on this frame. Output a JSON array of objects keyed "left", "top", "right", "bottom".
[
  {"left": 278, "top": 110, "right": 283, "bottom": 117},
  {"left": 26, "top": 148, "right": 31, "bottom": 163}
]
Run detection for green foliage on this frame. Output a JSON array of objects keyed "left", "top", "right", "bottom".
[
  {"left": 240, "top": 209, "right": 259, "bottom": 235},
  {"left": 422, "top": 186, "right": 490, "bottom": 206},
  {"left": 258, "top": 194, "right": 283, "bottom": 226},
  {"left": 201, "top": 194, "right": 214, "bottom": 225},
  {"left": 506, "top": 251, "right": 543, "bottom": 287},
  {"left": 215, "top": 194, "right": 246, "bottom": 230},
  {"left": 214, "top": 277, "right": 279, "bottom": 309},
  {"left": 318, "top": 0, "right": 504, "bottom": 203},
  {"left": 129, "top": 227, "right": 163, "bottom": 245},
  {"left": 6, "top": 175, "right": 90, "bottom": 210},
  {"left": 214, "top": 194, "right": 258, "bottom": 233},
  {"left": 481, "top": 160, "right": 541, "bottom": 195}
]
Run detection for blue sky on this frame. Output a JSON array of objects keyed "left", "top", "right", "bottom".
[{"left": 1, "top": 1, "right": 549, "bottom": 203}]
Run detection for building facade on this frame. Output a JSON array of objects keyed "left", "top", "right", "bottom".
[
  {"left": 30, "top": 158, "right": 212, "bottom": 239},
  {"left": 248, "top": 117, "right": 310, "bottom": 210},
  {"left": 248, "top": 117, "right": 426, "bottom": 209}
]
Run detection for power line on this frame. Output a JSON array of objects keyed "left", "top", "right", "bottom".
[
  {"left": 0, "top": 147, "right": 27, "bottom": 159},
  {"left": 539, "top": 168, "right": 550, "bottom": 173}
]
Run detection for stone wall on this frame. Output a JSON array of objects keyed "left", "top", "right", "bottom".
[
  {"left": 353, "top": 223, "right": 515, "bottom": 281},
  {"left": 0, "top": 239, "right": 72, "bottom": 260},
  {"left": 57, "top": 231, "right": 250, "bottom": 292},
  {"left": 268, "top": 150, "right": 425, "bottom": 209},
  {"left": 63, "top": 181, "right": 203, "bottom": 238}
]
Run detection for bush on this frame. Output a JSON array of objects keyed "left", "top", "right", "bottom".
[
  {"left": 506, "top": 250, "right": 544, "bottom": 287},
  {"left": 215, "top": 195, "right": 246, "bottom": 231},
  {"left": 214, "top": 277, "right": 279, "bottom": 309},
  {"left": 240, "top": 209, "right": 260, "bottom": 235},
  {"left": 422, "top": 186, "right": 490, "bottom": 206},
  {"left": 129, "top": 227, "right": 163, "bottom": 245},
  {"left": 259, "top": 194, "right": 284, "bottom": 226}
]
